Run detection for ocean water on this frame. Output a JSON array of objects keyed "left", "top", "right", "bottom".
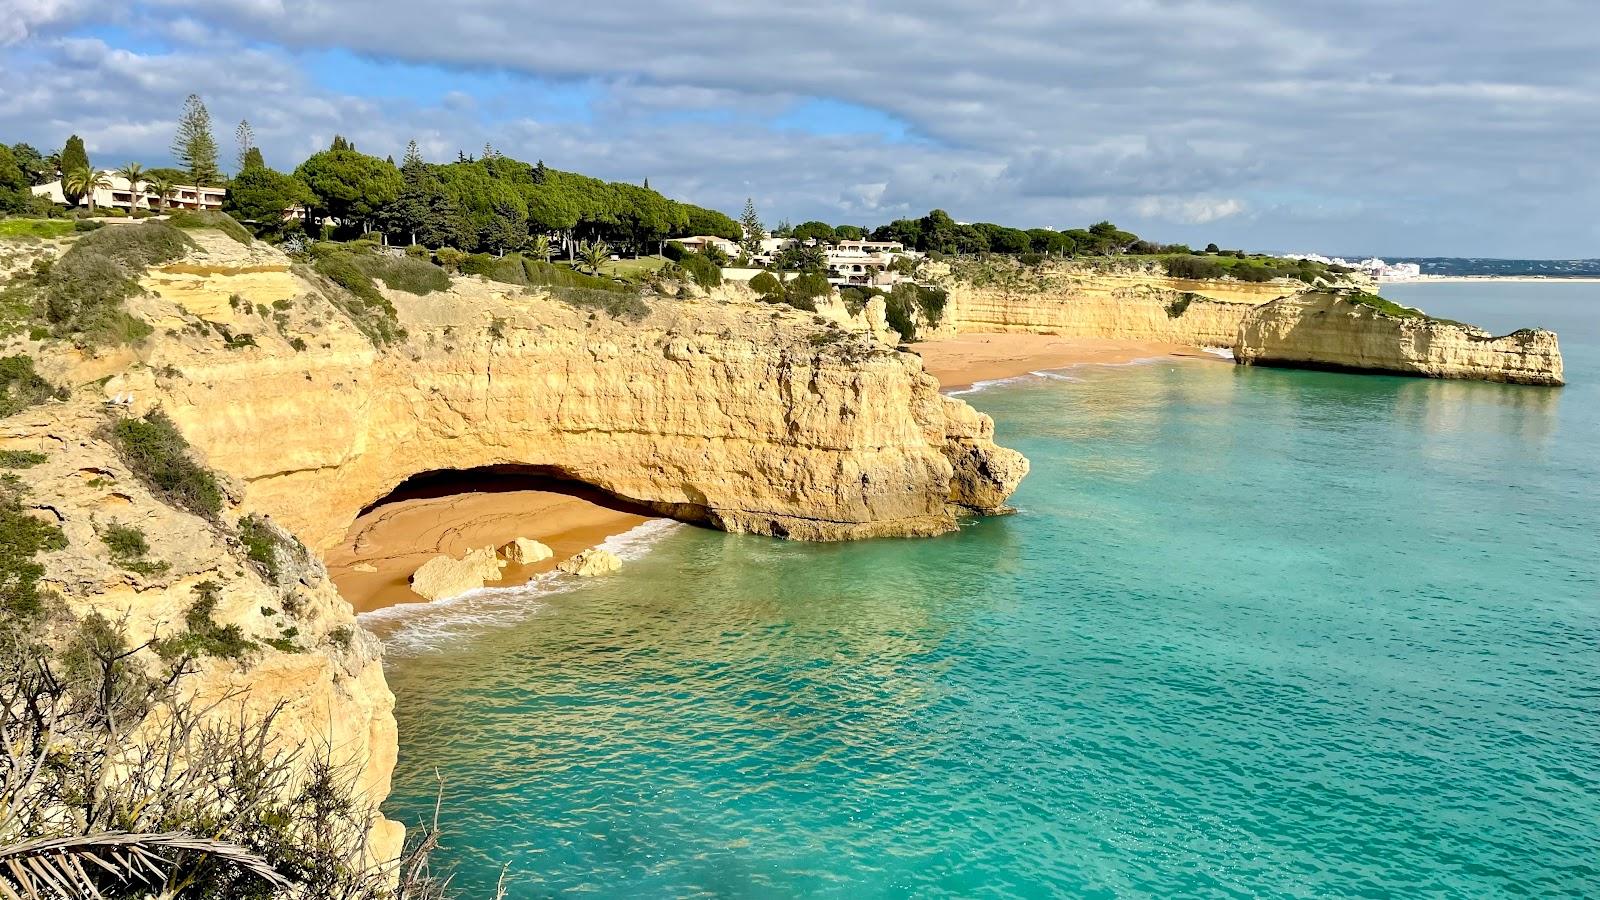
[{"left": 377, "top": 282, "right": 1599, "bottom": 898}]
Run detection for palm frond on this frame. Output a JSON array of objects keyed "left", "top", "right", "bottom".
[{"left": 0, "top": 831, "right": 288, "bottom": 899}]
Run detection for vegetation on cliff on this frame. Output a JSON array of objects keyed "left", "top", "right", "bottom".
[
  {"left": 111, "top": 410, "right": 225, "bottom": 519},
  {"left": 0, "top": 355, "right": 63, "bottom": 417},
  {"left": 0, "top": 222, "right": 193, "bottom": 344}
]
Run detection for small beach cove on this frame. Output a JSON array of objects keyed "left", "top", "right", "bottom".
[
  {"left": 328, "top": 476, "right": 659, "bottom": 614},
  {"left": 910, "top": 331, "right": 1225, "bottom": 391}
]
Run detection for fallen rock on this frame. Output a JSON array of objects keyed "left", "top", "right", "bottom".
[
  {"left": 498, "top": 537, "right": 553, "bottom": 565},
  {"left": 556, "top": 548, "right": 621, "bottom": 577},
  {"left": 409, "top": 546, "right": 504, "bottom": 600}
]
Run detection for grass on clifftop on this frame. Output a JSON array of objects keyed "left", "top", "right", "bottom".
[
  {"left": 0, "top": 218, "right": 75, "bottom": 240},
  {"left": 166, "top": 210, "right": 253, "bottom": 245},
  {"left": 2, "top": 222, "right": 195, "bottom": 345},
  {"left": 307, "top": 247, "right": 406, "bottom": 345}
]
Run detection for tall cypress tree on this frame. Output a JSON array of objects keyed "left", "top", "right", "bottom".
[
  {"left": 234, "top": 119, "right": 255, "bottom": 174},
  {"left": 739, "top": 197, "right": 763, "bottom": 254},
  {"left": 172, "top": 94, "right": 220, "bottom": 186},
  {"left": 59, "top": 134, "right": 89, "bottom": 203}
]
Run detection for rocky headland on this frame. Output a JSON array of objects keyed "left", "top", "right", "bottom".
[{"left": 926, "top": 259, "right": 1564, "bottom": 386}]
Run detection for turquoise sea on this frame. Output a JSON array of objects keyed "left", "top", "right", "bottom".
[{"left": 373, "top": 282, "right": 1599, "bottom": 897}]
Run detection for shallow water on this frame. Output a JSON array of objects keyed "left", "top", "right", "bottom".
[{"left": 378, "top": 282, "right": 1599, "bottom": 897}]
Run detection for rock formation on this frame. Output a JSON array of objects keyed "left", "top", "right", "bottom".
[
  {"left": 409, "top": 546, "right": 505, "bottom": 600},
  {"left": 557, "top": 548, "right": 622, "bottom": 577},
  {"left": 934, "top": 262, "right": 1564, "bottom": 385},
  {"left": 1, "top": 226, "right": 1029, "bottom": 867},
  {"left": 498, "top": 537, "right": 553, "bottom": 565},
  {"left": 1233, "top": 291, "right": 1565, "bottom": 385}
]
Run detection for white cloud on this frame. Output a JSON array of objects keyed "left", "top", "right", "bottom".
[{"left": 3, "top": 1, "right": 1598, "bottom": 255}]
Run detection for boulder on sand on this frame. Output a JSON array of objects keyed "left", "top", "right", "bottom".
[
  {"left": 498, "top": 537, "right": 553, "bottom": 565},
  {"left": 556, "top": 548, "right": 621, "bottom": 577},
  {"left": 409, "top": 546, "right": 505, "bottom": 600}
]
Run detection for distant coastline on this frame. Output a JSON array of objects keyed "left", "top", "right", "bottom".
[{"left": 1380, "top": 275, "right": 1600, "bottom": 284}]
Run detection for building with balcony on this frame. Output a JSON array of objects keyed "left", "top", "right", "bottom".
[{"left": 31, "top": 171, "right": 226, "bottom": 212}]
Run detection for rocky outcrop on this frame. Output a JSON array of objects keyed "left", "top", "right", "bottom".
[
  {"left": 2, "top": 228, "right": 1029, "bottom": 869},
  {"left": 86, "top": 246, "right": 1026, "bottom": 550},
  {"left": 937, "top": 262, "right": 1563, "bottom": 385},
  {"left": 1233, "top": 291, "right": 1565, "bottom": 385},
  {"left": 0, "top": 401, "right": 403, "bottom": 861},
  {"left": 557, "top": 548, "right": 622, "bottom": 577},
  {"left": 498, "top": 537, "right": 552, "bottom": 565},
  {"left": 409, "top": 546, "right": 505, "bottom": 600}
]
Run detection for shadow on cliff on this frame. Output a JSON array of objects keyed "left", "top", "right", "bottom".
[{"left": 357, "top": 465, "right": 665, "bottom": 520}]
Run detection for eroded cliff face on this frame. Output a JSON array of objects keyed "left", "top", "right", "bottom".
[
  {"left": 934, "top": 262, "right": 1563, "bottom": 385},
  {"left": 1234, "top": 292, "right": 1565, "bottom": 385},
  {"left": 2, "top": 229, "right": 1028, "bottom": 866},
  {"left": 933, "top": 266, "right": 1294, "bottom": 345},
  {"left": 0, "top": 402, "right": 404, "bottom": 860},
  {"left": 104, "top": 277, "right": 1026, "bottom": 549}
]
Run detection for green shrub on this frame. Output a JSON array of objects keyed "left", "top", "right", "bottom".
[
  {"left": 166, "top": 210, "right": 252, "bottom": 245},
  {"left": 349, "top": 252, "right": 451, "bottom": 295},
  {"left": 748, "top": 271, "right": 781, "bottom": 297},
  {"left": 155, "top": 582, "right": 257, "bottom": 661},
  {"left": 0, "top": 473, "right": 68, "bottom": 621},
  {"left": 0, "top": 449, "right": 46, "bottom": 468},
  {"left": 35, "top": 222, "right": 193, "bottom": 343},
  {"left": 522, "top": 259, "right": 632, "bottom": 294},
  {"left": 677, "top": 251, "right": 722, "bottom": 289},
  {"left": 72, "top": 219, "right": 103, "bottom": 233},
  {"left": 662, "top": 241, "right": 689, "bottom": 262},
  {"left": 837, "top": 285, "right": 882, "bottom": 314},
  {"left": 460, "top": 253, "right": 527, "bottom": 285},
  {"left": 547, "top": 285, "right": 651, "bottom": 319},
  {"left": 111, "top": 410, "right": 224, "bottom": 519},
  {"left": 0, "top": 219, "right": 74, "bottom": 239},
  {"left": 883, "top": 291, "right": 916, "bottom": 342},
  {"left": 1163, "top": 256, "right": 1225, "bottom": 280},
  {"left": 0, "top": 355, "right": 62, "bottom": 418},
  {"left": 310, "top": 251, "right": 404, "bottom": 345},
  {"left": 912, "top": 284, "right": 947, "bottom": 326},
  {"left": 100, "top": 522, "right": 167, "bottom": 575},
  {"left": 237, "top": 514, "right": 290, "bottom": 582}
]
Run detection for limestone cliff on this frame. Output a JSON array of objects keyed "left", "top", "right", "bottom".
[
  {"left": 1234, "top": 291, "right": 1565, "bottom": 385},
  {"left": 934, "top": 260, "right": 1563, "bottom": 385},
  {"left": 0, "top": 401, "right": 403, "bottom": 859},
  {"left": 108, "top": 269, "right": 1025, "bottom": 548},
  {"left": 1, "top": 227, "right": 1028, "bottom": 865}
]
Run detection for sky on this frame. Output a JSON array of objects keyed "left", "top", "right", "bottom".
[{"left": 2, "top": 0, "right": 1597, "bottom": 257}]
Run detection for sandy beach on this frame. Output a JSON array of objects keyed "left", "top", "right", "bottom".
[
  {"left": 327, "top": 488, "right": 653, "bottom": 613},
  {"left": 909, "top": 332, "right": 1221, "bottom": 390}
]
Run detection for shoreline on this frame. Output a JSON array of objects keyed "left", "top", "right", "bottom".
[
  {"left": 910, "top": 332, "right": 1223, "bottom": 391},
  {"left": 327, "top": 488, "right": 654, "bottom": 613}
]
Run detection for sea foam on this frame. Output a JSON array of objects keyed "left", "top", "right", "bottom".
[{"left": 360, "top": 518, "right": 685, "bottom": 655}]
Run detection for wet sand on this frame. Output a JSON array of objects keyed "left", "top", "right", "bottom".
[
  {"left": 327, "top": 488, "right": 652, "bottom": 613},
  {"left": 909, "top": 332, "right": 1222, "bottom": 390}
]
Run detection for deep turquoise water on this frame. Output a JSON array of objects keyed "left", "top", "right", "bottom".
[{"left": 375, "top": 283, "right": 1599, "bottom": 897}]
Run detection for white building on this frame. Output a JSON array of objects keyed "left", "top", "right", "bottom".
[
  {"left": 672, "top": 235, "right": 742, "bottom": 257},
  {"left": 32, "top": 171, "right": 226, "bottom": 212}
]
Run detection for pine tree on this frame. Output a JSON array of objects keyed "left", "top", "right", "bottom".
[
  {"left": 643, "top": 177, "right": 650, "bottom": 190},
  {"left": 739, "top": 197, "right": 763, "bottom": 253},
  {"left": 172, "top": 94, "right": 220, "bottom": 186},
  {"left": 241, "top": 147, "right": 265, "bottom": 170},
  {"left": 234, "top": 119, "right": 254, "bottom": 173},
  {"left": 532, "top": 160, "right": 548, "bottom": 184},
  {"left": 331, "top": 135, "right": 353, "bottom": 152},
  {"left": 59, "top": 135, "right": 90, "bottom": 204},
  {"left": 402, "top": 140, "right": 423, "bottom": 169}
]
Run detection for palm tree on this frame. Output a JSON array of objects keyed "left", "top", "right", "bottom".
[
  {"left": 63, "top": 166, "right": 112, "bottom": 214},
  {"left": 115, "top": 162, "right": 146, "bottom": 209},
  {"left": 576, "top": 238, "right": 611, "bottom": 275},
  {"left": 145, "top": 175, "right": 174, "bottom": 212}
]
